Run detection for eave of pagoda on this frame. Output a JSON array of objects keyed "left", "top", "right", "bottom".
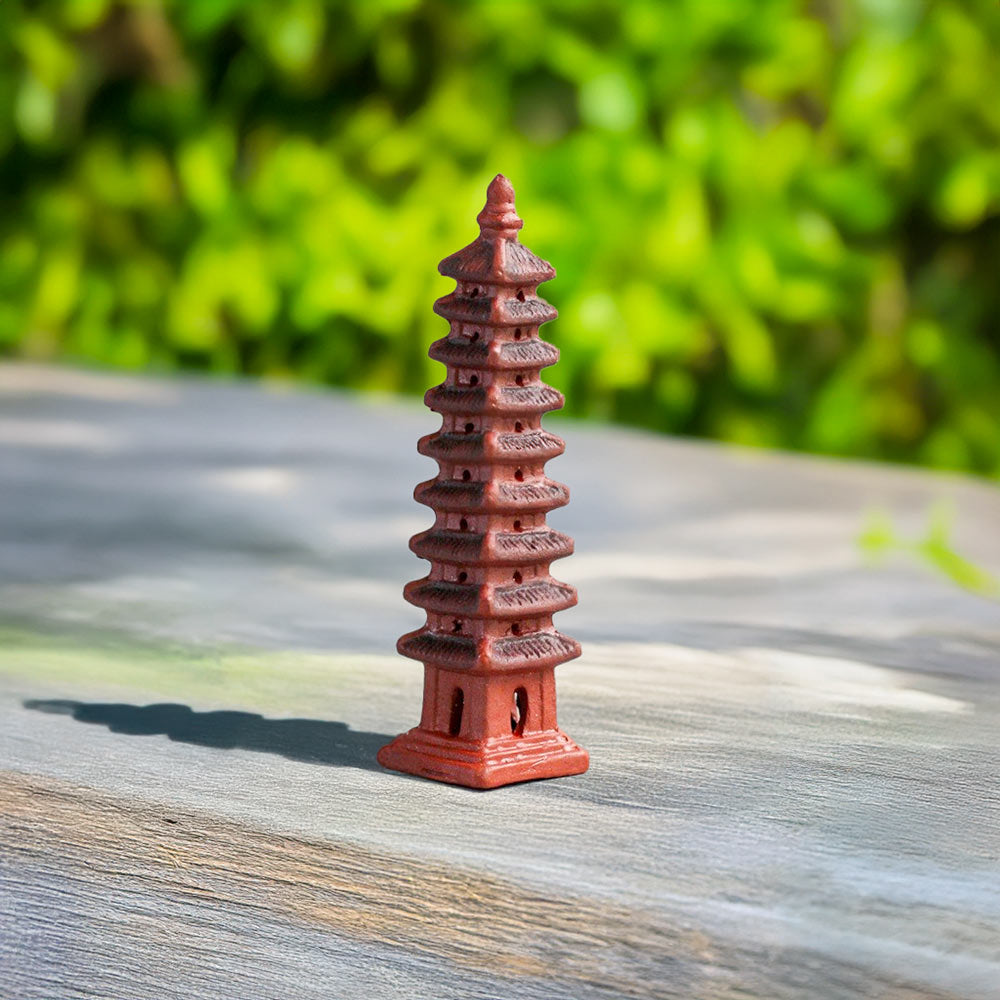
[
  {"left": 425, "top": 383, "right": 564, "bottom": 416},
  {"left": 414, "top": 476, "right": 569, "bottom": 514},
  {"left": 409, "top": 526, "right": 574, "bottom": 566},
  {"left": 437, "top": 235, "right": 556, "bottom": 287},
  {"left": 418, "top": 429, "right": 564, "bottom": 464},
  {"left": 428, "top": 337, "right": 560, "bottom": 371},
  {"left": 397, "top": 626, "right": 581, "bottom": 674},
  {"left": 403, "top": 575, "right": 577, "bottom": 619},
  {"left": 433, "top": 292, "right": 557, "bottom": 328}
]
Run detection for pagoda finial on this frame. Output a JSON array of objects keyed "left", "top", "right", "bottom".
[{"left": 477, "top": 174, "right": 523, "bottom": 239}]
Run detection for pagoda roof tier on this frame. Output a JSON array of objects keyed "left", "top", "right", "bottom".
[
  {"left": 425, "top": 383, "right": 564, "bottom": 416},
  {"left": 428, "top": 337, "right": 559, "bottom": 371},
  {"left": 418, "top": 429, "right": 564, "bottom": 464},
  {"left": 433, "top": 292, "right": 557, "bottom": 328},
  {"left": 409, "top": 526, "right": 574, "bottom": 566},
  {"left": 414, "top": 476, "right": 569, "bottom": 514},
  {"left": 403, "top": 576, "right": 577, "bottom": 619},
  {"left": 435, "top": 175, "right": 556, "bottom": 287},
  {"left": 438, "top": 236, "right": 556, "bottom": 286},
  {"left": 397, "top": 626, "right": 581, "bottom": 673}
]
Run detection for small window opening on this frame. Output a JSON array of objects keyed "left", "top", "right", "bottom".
[
  {"left": 462, "top": 469, "right": 471, "bottom": 481},
  {"left": 470, "top": 331, "right": 480, "bottom": 342},
  {"left": 515, "top": 374, "right": 524, "bottom": 386},
  {"left": 470, "top": 287, "right": 480, "bottom": 298},
  {"left": 514, "top": 328, "right": 522, "bottom": 340},
  {"left": 459, "top": 518, "right": 469, "bottom": 531},
  {"left": 464, "top": 422, "right": 474, "bottom": 433},
  {"left": 511, "top": 687, "right": 527, "bottom": 736},
  {"left": 458, "top": 571, "right": 468, "bottom": 584},
  {"left": 449, "top": 687, "right": 464, "bottom": 736},
  {"left": 511, "top": 622, "right": 522, "bottom": 636},
  {"left": 514, "top": 468, "right": 524, "bottom": 481},
  {"left": 513, "top": 570, "right": 523, "bottom": 583},
  {"left": 452, "top": 619, "right": 463, "bottom": 634},
  {"left": 514, "top": 421, "right": 523, "bottom": 432},
  {"left": 516, "top": 289, "right": 526, "bottom": 302},
  {"left": 469, "top": 375, "right": 479, "bottom": 386},
  {"left": 513, "top": 519, "right": 522, "bottom": 531}
]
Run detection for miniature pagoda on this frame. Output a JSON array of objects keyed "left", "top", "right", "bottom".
[{"left": 377, "top": 175, "right": 589, "bottom": 789}]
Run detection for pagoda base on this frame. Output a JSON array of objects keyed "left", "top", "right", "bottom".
[{"left": 377, "top": 727, "right": 589, "bottom": 789}]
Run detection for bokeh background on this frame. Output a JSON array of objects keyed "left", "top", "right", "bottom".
[{"left": 1, "top": 0, "right": 998, "bottom": 474}]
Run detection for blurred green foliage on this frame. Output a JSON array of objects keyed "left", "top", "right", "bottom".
[{"left": 1, "top": 0, "right": 998, "bottom": 474}]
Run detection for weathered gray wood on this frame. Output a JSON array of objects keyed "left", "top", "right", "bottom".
[{"left": 1, "top": 362, "right": 998, "bottom": 1000}]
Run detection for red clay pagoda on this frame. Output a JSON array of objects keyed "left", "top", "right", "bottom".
[{"left": 377, "top": 175, "right": 589, "bottom": 789}]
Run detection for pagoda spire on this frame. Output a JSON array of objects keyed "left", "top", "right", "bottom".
[
  {"left": 476, "top": 174, "right": 523, "bottom": 238},
  {"left": 377, "top": 175, "right": 589, "bottom": 789}
]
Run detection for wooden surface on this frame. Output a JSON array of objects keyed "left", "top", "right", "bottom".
[{"left": 1, "top": 362, "right": 999, "bottom": 1000}]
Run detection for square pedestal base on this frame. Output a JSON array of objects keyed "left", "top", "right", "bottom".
[{"left": 377, "top": 727, "right": 589, "bottom": 789}]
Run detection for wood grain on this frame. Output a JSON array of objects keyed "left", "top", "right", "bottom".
[
  {"left": 0, "top": 770, "right": 973, "bottom": 1000},
  {"left": 1, "top": 363, "right": 999, "bottom": 999}
]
